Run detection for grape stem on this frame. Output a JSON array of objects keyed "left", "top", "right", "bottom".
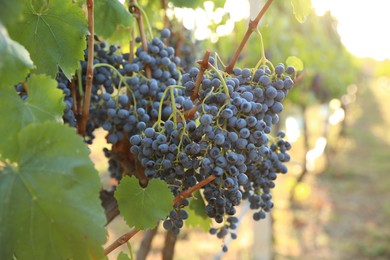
[
  {"left": 173, "top": 175, "right": 216, "bottom": 205},
  {"left": 78, "top": 0, "right": 94, "bottom": 136},
  {"left": 191, "top": 50, "right": 211, "bottom": 101},
  {"left": 69, "top": 78, "right": 78, "bottom": 115},
  {"left": 225, "top": 0, "right": 273, "bottom": 74},
  {"left": 174, "top": 24, "right": 185, "bottom": 57},
  {"left": 129, "top": 27, "right": 135, "bottom": 62},
  {"left": 21, "top": 81, "right": 28, "bottom": 94},
  {"left": 129, "top": 0, "right": 152, "bottom": 78},
  {"left": 104, "top": 228, "right": 140, "bottom": 255},
  {"left": 293, "top": 69, "right": 307, "bottom": 84},
  {"left": 161, "top": 0, "right": 169, "bottom": 29}
]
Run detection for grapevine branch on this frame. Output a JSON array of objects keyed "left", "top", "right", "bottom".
[
  {"left": 104, "top": 228, "right": 140, "bottom": 255},
  {"left": 175, "top": 24, "right": 184, "bottom": 57},
  {"left": 191, "top": 50, "right": 211, "bottom": 101},
  {"left": 21, "top": 81, "right": 28, "bottom": 94},
  {"left": 293, "top": 70, "right": 307, "bottom": 85},
  {"left": 104, "top": 174, "right": 216, "bottom": 255},
  {"left": 70, "top": 78, "right": 78, "bottom": 115},
  {"left": 130, "top": 0, "right": 152, "bottom": 78},
  {"left": 161, "top": 0, "right": 169, "bottom": 29},
  {"left": 78, "top": 0, "right": 94, "bottom": 135},
  {"left": 129, "top": 27, "right": 135, "bottom": 62},
  {"left": 173, "top": 175, "right": 216, "bottom": 205},
  {"left": 225, "top": 0, "right": 273, "bottom": 74}
]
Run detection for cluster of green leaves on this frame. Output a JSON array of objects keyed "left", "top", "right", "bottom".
[
  {"left": 0, "top": 75, "right": 106, "bottom": 259},
  {"left": 0, "top": 0, "right": 174, "bottom": 258},
  {"left": 0, "top": 0, "right": 134, "bottom": 84}
]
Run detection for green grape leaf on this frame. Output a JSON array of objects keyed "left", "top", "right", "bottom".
[
  {"left": 115, "top": 176, "right": 173, "bottom": 230},
  {"left": 31, "top": 0, "right": 51, "bottom": 13},
  {"left": 291, "top": 0, "right": 312, "bottom": 23},
  {"left": 0, "top": 0, "right": 25, "bottom": 26},
  {"left": 8, "top": 0, "right": 88, "bottom": 79},
  {"left": 0, "top": 122, "right": 106, "bottom": 260},
  {"left": 118, "top": 252, "right": 132, "bottom": 260},
  {"left": 0, "top": 24, "right": 34, "bottom": 86},
  {"left": 0, "top": 74, "right": 64, "bottom": 161},
  {"left": 95, "top": 0, "right": 134, "bottom": 43},
  {"left": 286, "top": 56, "right": 304, "bottom": 71},
  {"left": 186, "top": 190, "right": 211, "bottom": 231}
]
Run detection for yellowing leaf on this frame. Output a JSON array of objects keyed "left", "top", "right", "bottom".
[
  {"left": 291, "top": 0, "right": 312, "bottom": 23},
  {"left": 286, "top": 56, "right": 304, "bottom": 71}
]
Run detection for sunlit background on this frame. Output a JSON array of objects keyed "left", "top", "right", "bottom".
[
  {"left": 167, "top": 0, "right": 390, "bottom": 61},
  {"left": 312, "top": 0, "right": 390, "bottom": 61}
]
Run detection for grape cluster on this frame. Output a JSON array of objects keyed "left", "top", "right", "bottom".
[
  {"left": 13, "top": 24, "right": 295, "bottom": 252},
  {"left": 78, "top": 29, "right": 183, "bottom": 145},
  {"left": 129, "top": 51, "right": 295, "bottom": 246},
  {"left": 56, "top": 72, "right": 77, "bottom": 127},
  {"left": 19, "top": 26, "right": 295, "bottom": 251}
]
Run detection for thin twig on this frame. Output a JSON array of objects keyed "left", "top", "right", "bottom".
[
  {"left": 129, "top": 27, "right": 135, "bottom": 63},
  {"left": 161, "top": 0, "right": 169, "bottom": 29},
  {"left": 184, "top": 99, "right": 199, "bottom": 119},
  {"left": 225, "top": 0, "right": 273, "bottom": 74},
  {"left": 175, "top": 24, "right": 184, "bottom": 57},
  {"left": 191, "top": 50, "right": 210, "bottom": 101},
  {"left": 173, "top": 175, "right": 216, "bottom": 205},
  {"left": 70, "top": 78, "right": 78, "bottom": 115},
  {"left": 21, "top": 81, "right": 28, "bottom": 94},
  {"left": 78, "top": 0, "right": 94, "bottom": 135},
  {"left": 104, "top": 229, "right": 140, "bottom": 255},
  {"left": 130, "top": 1, "right": 151, "bottom": 78},
  {"left": 293, "top": 70, "right": 307, "bottom": 85}
]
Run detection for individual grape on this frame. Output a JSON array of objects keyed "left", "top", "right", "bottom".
[
  {"left": 209, "top": 228, "right": 217, "bottom": 235},
  {"left": 144, "top": 127, "right": 155, "bottom": 138},
  {"left": 118, "top": 94, "right": 128, "bottom": 106},
  {"left": 284, "top": 77, "right": 294, "bottom": 89},
  {"left": 163, "top": 219, "right": 173, "bottom": 230},
  {"left": 107, "top": 133, "right": 119, "bottom": 144},
  {"left": 200, "top": 114, "right": 213, "bottom": 125},
  {"left": 117, "top": 109, "right": 129, "bottom": 119},
  {"left": 214, "top": 133, "right": 225, "bottom": 145},
  {"left": 259, "top": 75, "right": 271, "bottom": 86},
  {"left": 274, "top": 63, "right": 284, "bottom": 75},
  {"left": 241, "top": 68, "right": 251, "bottom": 78},
  {"left": 271, "top": 102, "right": 284, "bottom": 113},
  {"left": 265, "top": 86, "right": 278, "bottom": 98},
  {"left": 221, "top": 108, "right": 234, "bottom": 119},
  {"left": 102, "top": 92, "right": 111, "bottom": 101},
  {"left": 286, "top": 65, "right": 295, "bottom": 75}
]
